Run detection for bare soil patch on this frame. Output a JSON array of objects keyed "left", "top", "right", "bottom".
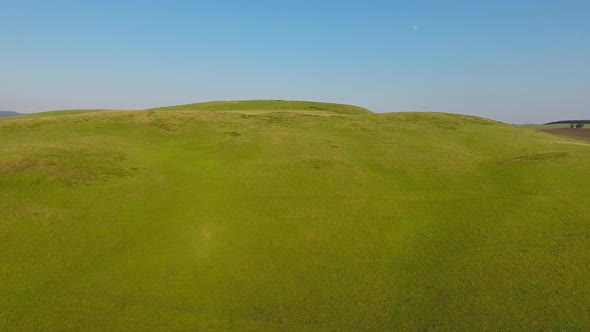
[{"left": 540, "top": 128, "right": 590, "bottom": 138}]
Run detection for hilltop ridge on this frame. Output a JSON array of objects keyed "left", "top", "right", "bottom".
[{"left": 148, "top": 99, "right": 373, "bottom": 115}]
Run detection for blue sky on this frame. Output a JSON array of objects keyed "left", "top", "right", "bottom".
[{"left": 1, "top": 0, "right": 589, "bottom": 123}]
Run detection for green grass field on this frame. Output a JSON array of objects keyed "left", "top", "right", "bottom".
[{"left": 1, "top": 100, "right": 590, "bottom": 330}]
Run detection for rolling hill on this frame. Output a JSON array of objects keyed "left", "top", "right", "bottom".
[
  {"left": 148, "top": 99, "right": 373, "bottom": 115},
  {"left": 1, "top": 100, "right": 589, "bottom": 330}
]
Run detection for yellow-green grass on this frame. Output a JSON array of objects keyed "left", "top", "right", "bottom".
[{"left": 1, "top": 102, "right": 590, "bottom": 330}]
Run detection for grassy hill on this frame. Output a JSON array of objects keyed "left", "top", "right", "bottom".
[
  {"left": 149, "top": 99, "right": 373, "bottom": 115},
  {"left": 1, "top": 101, "right": 589, "bottom": 330}
]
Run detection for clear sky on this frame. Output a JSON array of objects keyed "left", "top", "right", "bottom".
[{"left": 1, "top": 0, "right": 589, "bottom": 123}]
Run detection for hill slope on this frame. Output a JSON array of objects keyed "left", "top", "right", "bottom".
[{"left": 1, "top": 102, "right": 589, "bottom": 330}]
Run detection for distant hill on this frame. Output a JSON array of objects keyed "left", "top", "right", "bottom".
[
  {"left": 545, "top": 119, "right": 590, "bottom": 125},
  {"left": 149, "top": 99, "right": 373, "bottom": 115},
  {"left": 0, "top": 111, "right": 20, "bottom": 117},
  {"left": 13, "top": 109, "right": 109, "bottom": 119}
]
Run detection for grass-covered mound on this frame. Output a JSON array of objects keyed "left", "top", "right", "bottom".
[
  {"left": 1, "top": 102, "right": 589, "bottom": 330},
  {"left": 149, "top": 99, "right": 373, "bottom": 115}
]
